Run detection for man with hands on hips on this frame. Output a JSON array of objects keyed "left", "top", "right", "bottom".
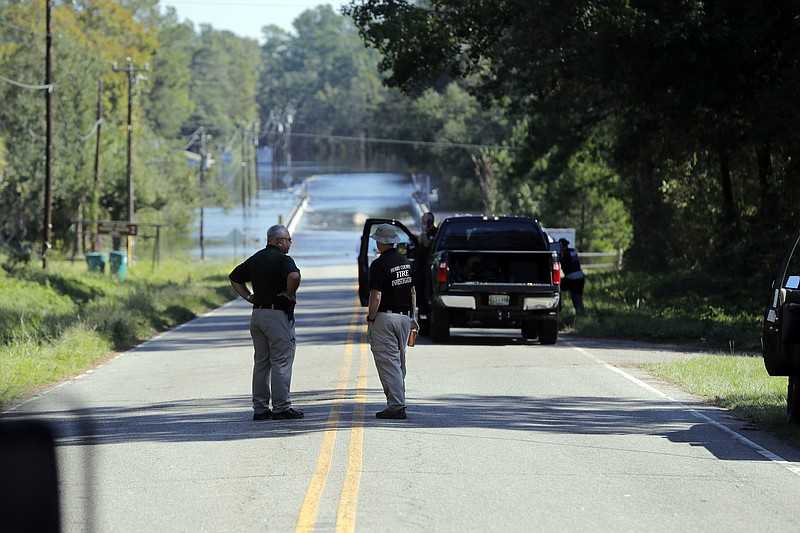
[{"left": 229, "top": 224, "right": 304, "bottom": 421}]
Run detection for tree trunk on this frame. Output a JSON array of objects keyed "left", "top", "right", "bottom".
[
  {"left": 757, "top": 143, "right": 772, "bottom": 217},
  {"left": 625, "top": 154, "right": 669, "bottom": 271},
  {"left": 718, "top": 147, "right": 735, "bottom": 223}
]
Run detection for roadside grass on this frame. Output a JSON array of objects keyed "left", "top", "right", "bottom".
[
  {"left": 568, "top": 269, "right": 763, "bottom": 352},
  {"left": 5, "top": 256, "right": 799, "bottom": 446},
  {"left": 562, "top": 269, "right": 800, "bottom": 445},
  {"left": 0, "top": 253, "right": 234, "bottom": 409},
  {"left": 643, "top": 355, "right": 800, "bottom": 447},
  {"left": 0, "top": 324, "right": 111, "bottom": 407}
]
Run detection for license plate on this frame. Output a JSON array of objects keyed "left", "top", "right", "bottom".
[{"left": 488, "top": 294, "right": 509, "bottom": 306}]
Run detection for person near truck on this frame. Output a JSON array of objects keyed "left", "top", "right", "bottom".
[
  {"left": 366, "top": 223, "right": 419, "bottom": 419},
  {"left": 558, "top": 237, "right": 586, "bottom": 315},
  {"left": 229, "top": 224, "right": 304, "bottom": 421},
  {"left": 413, "top": 211, "right": 438, "bottom": 320}
]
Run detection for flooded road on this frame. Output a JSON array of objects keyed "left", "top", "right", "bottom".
[
  {"left": 290, "top": 173, "right": 419, "bottom": 266},
  {"left": 189, "top": 172, "right": 420, "bottom": 264}
]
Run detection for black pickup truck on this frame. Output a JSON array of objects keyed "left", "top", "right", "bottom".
[{"left": 358, "top": 215, "right": 562, "bottom": 344}]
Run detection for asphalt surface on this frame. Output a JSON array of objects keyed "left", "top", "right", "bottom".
[
  {"left": 6, "top": 262, "right": 800, "bottom": 532},
  {"left": 6, "top": 174, "right": 800, "bottom": 531}
]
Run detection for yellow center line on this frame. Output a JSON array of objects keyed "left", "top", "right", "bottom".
[
  {"left": 295, "top": 299, "right": 363, "bottom": 533},
  {"left": 335, "top": 329, "right": 369, "bottom": 532}
]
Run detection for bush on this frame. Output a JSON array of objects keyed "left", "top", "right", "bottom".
[
  {"left": 570, "top": 270, "right": 762, "bottom": 351},
  {"left": 0, "top": 254, "right": 234, "bottom": 408}
]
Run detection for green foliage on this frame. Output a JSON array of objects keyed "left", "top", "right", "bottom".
[
  {"left": 259, "top": 5, "right": 393, "bottom": 166},
  {"left": 644, "top": 356, "right": 799, "bottom": 441},
  {"left": 0, "top": 268, "right": 80, "bottom": 346},
  {"left": 572, "top": 270, "right": 763, "bottom": 351},
  {"left": 143, "top": 17, "right": 195, "bottom": 138},
  {"left": 346, "top": 0, "right": 800, "bottom": 277},
  {"left": 0, "top": 1, "right": 260, "bottom": 254},
  {"left": 0, "top": 323, "right": 112, "bottom": 406},
  {"left": 0, "top": 254, "right": 234, "bottom": 408}
]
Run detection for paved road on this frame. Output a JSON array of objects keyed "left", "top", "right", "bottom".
[{"left": 7, "top": 262, "right": 800, "bottom": 532}]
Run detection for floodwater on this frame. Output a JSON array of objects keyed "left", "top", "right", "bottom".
[{"left": 188, "top": 173, "right": 420, "bottom": 265}]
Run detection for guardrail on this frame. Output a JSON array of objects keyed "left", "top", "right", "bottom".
[{"left": 580, "top": 249, "right": 624, "bottom": 270}]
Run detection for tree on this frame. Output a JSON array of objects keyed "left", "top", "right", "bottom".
[
  {"left": 0, "top": 0, "right": 263, "bottom": 258},
  {"left": 258, "top": 5, "right": 392, "bottom": 165},
  {"left": 346, "top": 0, "right": 800, "bottom": 273},
  {"left": 142, "top": 12, "right": 195, "bottom": 138}
]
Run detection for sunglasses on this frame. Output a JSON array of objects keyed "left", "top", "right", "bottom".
[{"left": 277, "top": 236, "right": 292, "bottom": 243}]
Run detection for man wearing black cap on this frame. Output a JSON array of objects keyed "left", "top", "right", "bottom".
[
  {"left": 229, "top": 224, "right": 304, "bottom": 421},
  {"left": 558, "top": 237, "right": 586, "bottom": 315},
  {"left": 365, "top": 223, "right": 418, "bottom": 419}
]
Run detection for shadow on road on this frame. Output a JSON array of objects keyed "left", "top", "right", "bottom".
[
  {"left": 9, "top": 391, "right": 796, "bottom": 463},
  {"left": 6, "top": 274, "right": 787, "bottom": 472}
]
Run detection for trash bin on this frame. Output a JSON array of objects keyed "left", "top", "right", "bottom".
[
  {"left": 109, "top": 251, "right": 128, "bottom": 280},
  {"left": 85, "top": 252, "right": 108, "bottom": 274}
]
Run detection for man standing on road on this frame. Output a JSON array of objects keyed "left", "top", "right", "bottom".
[
  {"left": 413, "top": 211, "right": 437, "bottom": 328},
  {"left": 229, "top": 224, "right": 304, "bottom": 421},
  {"left": 365, "top": 224, "right": 418, "bottom": 420},
  {"left": 558, "top": 237, "right": 586, "bottom": 315}
]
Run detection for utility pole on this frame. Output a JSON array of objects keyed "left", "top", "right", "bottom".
[
  {"left": 246, "top": 125, "right": 253, "bottom": 206},
  {"left": 42, "top": 0, "right": 53, "bottom": 269},
  {"left": 285, "top": 106, "right": 295, "bottom": 183},
  {"left": 253, "top": 121, "right": 259, "bottom": 190},
  {"left": 267, "top": 109, "right": 282, "bottom": 191},
  {"left": 199, "top": 128, "right": 209, "bottom": 260},
  {"left": 112, "top": 57, "right": 148, "bottom": 258},
  {"left": 113, "top": 57, "right": 150, "bottom": 212},
  {"left": 241, "top": 124, "right": 247, "bottom": 208},
  {"left": 92, "top": 79, "right": 103, "bottom": 252}
]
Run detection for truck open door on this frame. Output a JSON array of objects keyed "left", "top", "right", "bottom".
[{"left": 358, "top": 218, "right": 419, "bottom": 306}]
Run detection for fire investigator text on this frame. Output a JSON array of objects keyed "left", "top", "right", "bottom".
[{"left": 391, "top": 265, "right": 412, "bottom": 286}]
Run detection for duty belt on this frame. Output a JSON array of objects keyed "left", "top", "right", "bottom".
[
  {"left": 253, "top": 303, "right": 284, "bottom": 310},
  {"left": 254, "top": 302, "right": 295, "bottom": 321},
  {"left": 380, "top": 309, "right": 412, "bottom": 317}
]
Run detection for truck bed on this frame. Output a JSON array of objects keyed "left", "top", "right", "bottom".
[{"left": 445, "top": 250, "right": 555, "bottom": 286}]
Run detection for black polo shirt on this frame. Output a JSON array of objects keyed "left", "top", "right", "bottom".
[
  {"left": 229, "top": 244, "right": 300, "bottom": 306},
  {"left": 369, "top": 248, "right": 413, "bottom": 312}
]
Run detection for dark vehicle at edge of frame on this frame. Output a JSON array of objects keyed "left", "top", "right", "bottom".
[{"left": 763, "top": 228, "right": 800, "bottom": 421}]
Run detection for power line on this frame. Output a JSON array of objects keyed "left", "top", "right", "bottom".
[
  {"left": 54, "top": 89, "right": 109, "bottom": 142},
  {"left": 0, "top": 73, "right": 53, "bottom": 91},
  {"left": 290, "top": 132, "right": 522, "bottom": 152}
]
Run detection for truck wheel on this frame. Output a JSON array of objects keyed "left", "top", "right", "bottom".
[
  {"left": 538, "top": 320, "right": 558, "bottom": 345},
  {"left": 788, "top": 376, "right": 800, "bottom": 423},
  {"left": 418, "top": 318, "right": 430, "bottom": 337},
  {"left": 430, "top": 304, "right": 450, "bottom": 343},
  {"left": 521, "top": 321, "right": 539, "bottom": 340}
]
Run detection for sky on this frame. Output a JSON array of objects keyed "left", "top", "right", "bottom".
[{"left": 158, "top": 1, "right": 339, "bottom": 42}]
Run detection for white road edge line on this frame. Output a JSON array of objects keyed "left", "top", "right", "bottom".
[
  {"left": 4, "top": 300, "right": 239, "bottom": 413},
  {"left": 569, "top": 343, "right": 800, "bottom": 477}
]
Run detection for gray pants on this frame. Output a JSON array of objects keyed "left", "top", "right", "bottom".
[
  {"left": 368, "top": 312, "right": 411, "bottom": 410},
  {"left": 250, "top": 308, "right": 296, "bottom": 414}
]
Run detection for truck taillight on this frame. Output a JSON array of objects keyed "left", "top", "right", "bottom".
[
  {"left": 437, "top": 260, "right": 448, "bottom": 283},
  {"left": 552, "top": 258, "right": 561, "bottom": 285}
]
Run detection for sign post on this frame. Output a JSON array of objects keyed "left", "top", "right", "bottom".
[
  {"left": 96, "top": 221, "right": 138, "bottom": 238},
  {"left": 96, "top": 221, "right": 138, "bottom": 269}
]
